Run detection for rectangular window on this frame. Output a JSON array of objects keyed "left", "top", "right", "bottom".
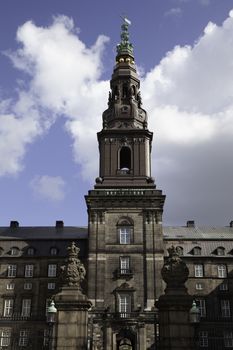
[
  {"left": 199, "top": 331, "right": 208, "bottom": 347},
  {"left": 224, "top": 331, "right": 233, "bottom": 348},
  {"left": 43, "top": 329, "right": 49, "bottom": 347},
  {"left": 119, "top": 294, "right": 131, "bottom": 316},
  {"left": 21, "top": 299, "right": 31, "bottom": 317},
  {"left": 221, "top": 299, "right": 231, "bottom": 318},
  {"left": 48, "top": 283, "right": 55, "bottom": 290},
  {"left": 219, "top": 281, "right": 228, "bottom": 291},
  {"left": 3, "top": 299, "right": 13, "bottom": 317},
  {"left": 196, "top": 299, "right": 206, "bottom": 317},
  {"left": 0, "top": 330, "right": 11, "bottom": 347},
  {"left": 24, "top": 282, "right": 32, "bottom": 290},
  {"left": 217, "top": 264, "right": 227, "bottom": 278},
  {"left": 7, "top": 264, "right": 17, "bottom": 277},
  {"left": 194, "top": 264, "right": 204, "bottom": 277},
  {"left": 6, "top": 283, "right": 14, "bottom": 290},
  {"left": 18, "top": 329, "right": 29, "bottom": 347},
  {"left": 24, "top": 264, "right": 34, "bottom": 278},
  {"left": 48, "top": 264, "right": 57, "bottom": 277},
  {"left": 120, "top": 257, "right": 130, "bottom": 274},
  {"left": 195, "top": 283, "right": 203, "bottom": 290},
  {"left": 119, "top": 227, "right": 131, "bottom": 244}
]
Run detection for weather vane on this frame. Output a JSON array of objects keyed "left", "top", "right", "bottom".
[{"left": 120, "top": 14, "right": 132, "bottom": 26}]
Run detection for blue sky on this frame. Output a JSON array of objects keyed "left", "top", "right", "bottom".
[{"left": 1, "top": 0, "right": 233, "bottom": 227}]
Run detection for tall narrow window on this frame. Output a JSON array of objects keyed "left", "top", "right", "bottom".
[
  {"left": 7, "top": 264, "right": 17, "bottom": 277},
  {"left": 118, "top": 294, "right": 131, "bottom": 316},
  {"left": 21, "top": 299, "right": 31, "bottom": 317},
  {"left": 119, "top": 147, "right": 131, "bottom": 171},
  {"left": 120, "top": 257, "right": 130, "bottom": 274},
  {"left": 18, "top": 329, "right": 29, "bottom": 347},
  {"left": 196, "top": 299, "right": 206, "bottom": 317},
  {"left": 3, "top": 299, "right": 14, "bottom": 317},
  {"left": 48, "top": 264, "right": 57, "bottom": 277},
  {"left": 221, "top": 299, "right": 231, "bottom": 318},
  {"left": 217, "top": 264, "right": 227, "bottom": 278},
  {"left": 119, "top": 227, "right": 131, "bottom": 244},
  {"left": 199, "top": 331, "right": 208, "bottom": 347},
  {"left": 0, "top": 330, "right": 11, "bottom": 347},
  {"left": 25, "top": 264, "right": 34, "bottom": 278},
  {"left": 224, "top": 331, "right": 233, "bottom": 348},
  {"left": 194, "top": 264, "right": 204, "bottom": 277}
]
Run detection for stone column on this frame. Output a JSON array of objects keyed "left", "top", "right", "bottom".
[
  {"left": 54, "top": 242, "right": 92, "bottom": 350},
  {"left": 156, "top": 246, "right": 196, "bottom": 350}
]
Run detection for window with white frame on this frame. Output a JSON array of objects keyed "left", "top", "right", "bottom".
[
  {"left": 27, "top": 247, "right": 34, "bottom": 256},
  {"left": 118, "top": 294, "right": 131, "bottom": 315},
  {"left": 3, "top": 299, "right": 14, "bottom": 317},
  {"left": 217, "top": 264, "right": 227, "bottom": 278},
  {"left": 119, "top": 227, "right": 131, "bottom": 244},
  {"left": 224, "top": 331, "right": 233, "bottom": 348},
  {"left": 48, "top": 264, "right": 57, "bottom": 277},
  {"left": 193, "top": 246, "right": 201, "bottom": 255},
  {"left": 45, "top": 299, "right": 50, "bottom": 316},
  {"left": 199, "top": 331, "right": 208, "bottom": 347},
  {"left": 10, "top": 247, "right": 19, "bottom": 256},
  {"left": 219, "top": 281, "right": 228, "bottom": 291},
  {"left": 18, "top": 329, "right": 29, "bottom": 347},
  {"left": 7, "top": 264, "right": 17, "bottom": 277},
  {"left": 196, "top": 299, "right": 206, "bottom": 317},
  {"left": 221, "top": 299, "right": 231, "bottom": 318},
  {"left": 24, "top": 264, "right": 34, "bottom": 278},
  {"left": 48, "top": 282, "right": 55, "bottom": 290},
  {"left": 21, "top": 299, "right": 31, "bottom": 317},
  {"left": 0, "top": 329, "right": 11, "bottom": 347},
  {"left": 195, "top": 283, "right": 203, "bottom": 291},
  {"left": 120, "top": 257, "right": 130, "bottom": 274},
  {"left": 6, "top": 283, "right": 14, "bottom": 290},
  {"left": 50, "top": 247, "right": 58, "bottom": 256},
  {"left": 217, "top": 247, "right": 225, "bottom": 256},
  {"left": 194, "top": 264, "right": 204, "bottom": 277},
  {"left": 24, "top": 282, "right": 32, "bottom": 290}
]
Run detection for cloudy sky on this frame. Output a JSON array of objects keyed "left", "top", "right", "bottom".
[{"left": 0, "top": 0, "right": 233, "bottom": 227}]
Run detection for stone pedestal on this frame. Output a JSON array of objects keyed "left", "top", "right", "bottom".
[
  {"left": 156, "top": 246, "right": 196, "bottom": 350},
  {"left": 156, "top": 292, "right": 194, "bottom": 350},
  {"left": 54, "top": 287, "right": 92, "bottom": 350}
]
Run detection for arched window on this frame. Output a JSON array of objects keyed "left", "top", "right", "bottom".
[
  {"left": 176, "top": 246, "right": 184, "bottom": 256},
  {"left": 50, "top": 247, "right": 58, "bottom": 256},
  {"left": 216, "top": 247, "right": 225, "bottom": 256},
  {"left": 117, "top": 218, "right": 133, "bottom": 244},
  {"left": 10, "top": 247, "right": 19, "bottom": 256},
  {"left": 193, "top": 246, "right": 202, "bottom": 256},
  {"left": 27, "top": 247, "right": 35, "bottom": 256},
  {"left": 119, "top": 147, "right": 131, "bottom": 171}
]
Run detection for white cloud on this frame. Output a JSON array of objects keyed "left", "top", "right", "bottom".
[
  {"left": 30, "top": 175, "right": 66, "bottom": 201},
  {"left": 0, "top": 15, "right": 109, "bottom": 177},
  {"left": 164, "top": 7, "right": 182, "bottom": 17}
]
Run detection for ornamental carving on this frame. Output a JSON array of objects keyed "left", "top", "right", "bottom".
[
  {"left": 61, "top": 242, "right": 86, "bottom": 288},
  {"left": 161, "top": 245, "right": 189, "bottom": 288}
]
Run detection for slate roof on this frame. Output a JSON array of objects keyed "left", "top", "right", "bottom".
[
  {"left": 163, "top": 226, "right": 233, "bottom": 240},
  {"left": 0, "top": 226, "right": 88, "bottom": 240}
]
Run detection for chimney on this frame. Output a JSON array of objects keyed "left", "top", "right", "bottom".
[
  {"left": 10, "top": 221, "right": 19, "bottom": 228},
  {"left": 56, "top": 220, "right": 64, "bottom": 228},
  {"left": 230, "top": 221, "right": 233, "bottom": 228},
  {"left": 186, "top": 220, "right": 195, "bottom": 228}
]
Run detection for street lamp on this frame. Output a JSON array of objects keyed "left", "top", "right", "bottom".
[
  {"left": 190, "top": 300, "right": 200, "bottom": 349},
  {"left": 189, "top": 300, "right": 200, "bottom": 324},
  {"left": 46, "top": 300, "right": 57, "bottom": 350}
]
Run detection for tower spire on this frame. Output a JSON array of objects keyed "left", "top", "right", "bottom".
[{"left": 117, "top": 17, "right": 134, "bottom": 57}]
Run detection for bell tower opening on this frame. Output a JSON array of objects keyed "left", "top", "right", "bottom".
[{"left": 119, "top": 146, "right": 131, "bottom": 171}]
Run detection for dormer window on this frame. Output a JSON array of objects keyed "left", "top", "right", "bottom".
[
  {"left": 27, "top": 247, "right": 35, "bottom": 256},
  {"left": 193, "top": 246, "right": 201, "bottom": 256},
  {"left": 216, "top": 247, "right": 225, "bottom": 256},
  {"left": 50, "top": 247, "right": 58, "bottom": 256},
  {"left": 10, "top": 247, "right": 19, "bottom": 256}
]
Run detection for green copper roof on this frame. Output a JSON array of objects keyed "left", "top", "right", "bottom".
[{"left": 116, "top": 18, "right": 134, "bottom": 56}]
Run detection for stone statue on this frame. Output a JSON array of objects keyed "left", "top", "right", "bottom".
[
  {"left": 61, "top": 241, "right": 86, "bottom": 289},
  {"left": 161, "top": 245, "right": 189, "bottom": 289}
]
